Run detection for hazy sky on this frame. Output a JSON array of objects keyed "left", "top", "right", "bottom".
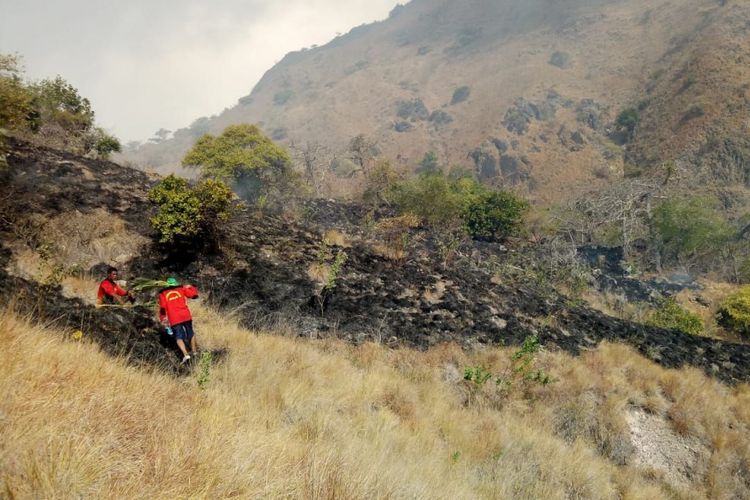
[{"left": 0, "top": 0, "right": 401, "bottom": 142}]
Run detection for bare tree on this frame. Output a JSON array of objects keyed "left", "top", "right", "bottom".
[
  {"left": 290, "top": 140, "right": 328, "bottom": 196},
  {"left": 348, "top": 134, "right": 377, "bottom": 173}
]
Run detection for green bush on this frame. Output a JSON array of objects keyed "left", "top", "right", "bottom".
[
  {"left": 616, "top": 108, "right": 640, "bottom": 140},
  {"left": 646, "top": 298, "right": 703, "bottom": 335},
  {"left": 90, "top": 128, "right": 121, "bottom": 159},
  {"left": 652, "top": 196, "right": 732, "bottom": 266},
  {"left": 462, "top": 190, "right": 528, "bottom": 241},
  {"left": 717, "top": 286, "right": 750, "bottom": 337},
  {"left": 387, "top": 172, "right": 528, "bottom": 241},
  {"left": 148, "top": 175, "right": 234, "bottom": 246}
]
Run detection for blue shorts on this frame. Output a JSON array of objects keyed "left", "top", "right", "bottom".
[{"left": 172, "top": 321, "right": 195, "bottom": 343}]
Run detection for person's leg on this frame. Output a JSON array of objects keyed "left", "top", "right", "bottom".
[
  {"left": 186, "top": 321, "right": 198, "bottom": 354},
  {"left": 176, "top": 339, "right": 189, "bottom": 357},
  {"left": 173, "top": 323, "right": 191, "bottom": 361}
]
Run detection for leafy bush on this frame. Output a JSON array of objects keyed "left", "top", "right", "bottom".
[
  {"left": 615, "top": 108, "right": 640, "bottom": 140},
  {"left": 652, "top": 196, "right": 732, "bottom": 267},
  {"left": 0, "top": 54, "right": 35, "bottom": 133},
  {"left": 90, "top": 128, "right": 121, "bottom": 159},
  {"left": 148, "top": 175, "right": 234, "bottom": 246},
  {"left": 387, "top": 172, "right": 528, "bottom": 241},
  {"left": 462, "top": 190, "right": 529, "bottom": 241},
  {"left": 646, "top": 298, "right": 703, "bottom": 335},
  {"left": 451, "top": 86, "right": 470, "bottom": 105},
  {"left": 182, "top": 124, "right": 295, "bottom": 203},
  {"left": 717, "top": 286, "right": 750, "bottom": 337}
]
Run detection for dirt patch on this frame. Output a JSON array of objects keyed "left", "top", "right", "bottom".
[{"left": 626, "top": 407, "right": 709, "bottom": 488}]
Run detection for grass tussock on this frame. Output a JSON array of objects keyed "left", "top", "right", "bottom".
[{"left": 1, "top": 303, "right": 749, "bottom": 498}]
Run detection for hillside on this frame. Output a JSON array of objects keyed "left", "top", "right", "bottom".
[
  {"left": 124, "top": 0, "right": 750, "bottom": 203},
  {"left": 3, "top": 137, "right": 750, "bottom": 496}
]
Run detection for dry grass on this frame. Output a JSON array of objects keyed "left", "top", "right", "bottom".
[
  {"left": 2, "top": 303, "right": 749, "bottom": 498},
  {"left": 8, "top": 209, "right": 148, "bottom": 283}
]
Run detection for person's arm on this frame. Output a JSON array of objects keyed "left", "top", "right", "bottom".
[
  {"left": 158, "top": 293, "right": 168, "bottom": 323},
  {"left": 183, "top": 285, "right": 199, "bottom": 299}
]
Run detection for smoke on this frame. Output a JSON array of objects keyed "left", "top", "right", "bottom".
[{"left": 0, "top": 0, "right": 401, "bottom": 141}]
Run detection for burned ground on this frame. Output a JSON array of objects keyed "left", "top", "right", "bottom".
[{"left": 2, "top": 140, "right": 750, "bottom": 383}]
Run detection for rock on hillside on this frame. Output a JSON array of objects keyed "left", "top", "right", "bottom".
[
  {"left": 5, "top": 141, "right": 750, "bottom": 383},
  {"left": 125, "top": 0, "right": 749, "bottom": 203}
]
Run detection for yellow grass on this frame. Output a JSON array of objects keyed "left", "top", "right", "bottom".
[{"left": 1, "top": 303, "right": 749, "bottom": 498}]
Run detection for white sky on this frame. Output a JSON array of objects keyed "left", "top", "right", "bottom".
[{"left": 0, "top": 0, "right": 401, "bottom": 142}]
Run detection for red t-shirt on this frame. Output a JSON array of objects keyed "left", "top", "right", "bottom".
[
  {"left": 97, "top": 279, "right": 128, "bottom": 303},
  {"left": 158, "top": 285, "right": 199, "bottom": 325}
]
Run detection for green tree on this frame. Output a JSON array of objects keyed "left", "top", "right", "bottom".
[
  {"left": 29, "top": 76, "right": 96, "bottom": 152},
  {"left": 182, "top": 124, "right": 293, "bottom": 202},
  {"left": 652, "top": 196, "right": 732, "bottom": 268},
  {"left": 0, "top": 53, "right": 35, "bottom": 132},
  {"left": 148, "top": 175, "right": 234, "bottom": 246}
]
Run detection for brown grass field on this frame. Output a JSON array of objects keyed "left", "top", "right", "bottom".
[{"left": 1, "top": 300, "right": 749, "bottom": 499}]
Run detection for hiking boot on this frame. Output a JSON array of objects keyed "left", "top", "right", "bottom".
[{"left": 181, "top": 355, "right": 191, "bottom": 364}]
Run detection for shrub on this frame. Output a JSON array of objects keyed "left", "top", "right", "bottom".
[
  {"left": 717, "top": 286, "right": 750, "bottom": 337},
  {"left": 451, "top": 86, "right": 470, "bottom": 105},
  {"left": 615, "top": 108, "right": 640, "bottom": 140},
  {"left": 462, "top": 190, "right": 528, "bottom": 241},
  {"left": 148, "top": 175, "right": 234, "bottom": 246},
  {"left": 652, "top": 196, "right": 732, "bottom": 267},
  {"left": 387, "top": 173, "right": 464, "bottom": 227},
  {"left": 388, "top": 173, "right": 528, "bottom": 241},
  {"left": 90, "top": 128, "right": 121, "bottom": 159},
  {"left": 0, "top": 53, "right": 35, "bottom": 133},
  {"left": 646, "top": 298, "right": 704, "bottom": 335}
]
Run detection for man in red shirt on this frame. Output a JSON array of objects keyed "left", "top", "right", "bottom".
[
  {"left": 158, "top": 277, "right": 200, "bottom": 363},
  {"left": 97, "top": 267, "right": 135, "bottom": 305}
]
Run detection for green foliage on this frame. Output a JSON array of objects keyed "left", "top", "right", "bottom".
[
  {"left": 646, "top": 298, "right": 704, "bottom": 335},
  {"left": 416, "top": 151, "right": 440, "bottom": 175},
  {"left": 0, "top": 53, "right": 35, "bottom": 132},
  {"left": 148, "top": 175, "right": 234, "bottom": 245},
  {"left": 652, "top": 196, "right": 732, "bottom": 266},
  {"left": 451, "top": 86, "right": 470, "bottom": 105},
  {"left": 388, "top": 172, "right": 527, "bottom": 241},
  {"left": 463, "top": 366, "right": 492, "bottom": 385},
  {"left": 462, "top": 190, "right": 529, "bottom": 241},
  {"left": 717, "top": 286, "right": 750, "bottom": 338},
  {"left": 90, "top": 128, "right": 121, "bottom": 159},
  {"left": 197, "top": 351, "right": 213, "bottom": 390},
  {"left": 511, "top": 335, "right": 554, "bottom": 385},
  {"left": 363, "top": 159, "right": 401, "bottom": 205},
  {"left": 30, "top": 76, "right": 96, "bottom": 151},
  {"left": 182, "top": 124, "right": 293, "bottom": 202},
  {"left": 616, "top": 108, "right": 640, "bottom": 139},
  {"left": 388, "top": 173, "right": 464, "bottom": 227},
  {"left": 314, "top": 240, "right": 348, "bottom": 315}
]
